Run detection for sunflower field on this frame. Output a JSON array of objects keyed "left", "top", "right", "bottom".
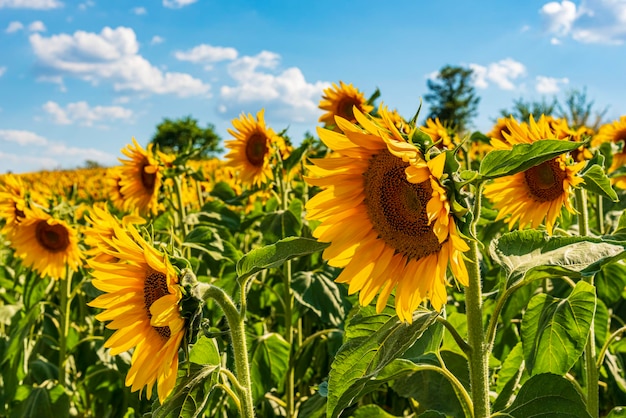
[{"left": 2, "top": 82, "right": 626, "bottom": 418}]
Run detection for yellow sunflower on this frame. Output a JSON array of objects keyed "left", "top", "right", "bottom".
[
  {"left": 88, "top": 223, "right": 185, "bottom": 403},
  {"left": 318, "top": 81, "right": 374, "bottom": 130},
  {"left": 487, "top": 117, "right": 513, "bottom": 143},
  {"left": 0, "top": 174, "right": 27, "bottom": 238},
  {"left": 592, "top": 116, "right": 626, "bottom": 188},
  {"left": 483, "top": 115, "right": 585, "bottom": 234},
  {"left": 84, "top": 205, "right": 145, "bottom": 264},
  {"left": 118, "top": 138, "right": 163, "bottom": 216},
  {"left": 10, "top": 205, "right": 82, "bottom": 280},
  {"left": 224, "top": 109, "right": 285, "bottom": 187},
  {"left": 421, "top": 118, "right": 456, "bottom": 150},
  {"left": 305, "top": 107, "right": 469, "bottom": 322}
]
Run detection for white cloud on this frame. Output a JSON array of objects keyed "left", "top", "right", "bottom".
[
  {"left": 469, "top": 58, "right": 526, "bottom": 90},
  {"left": 28, "top": 20, "right": 46, "bottom": 32},
  {"left": 132, "top": 6, "right": 146, "bottom": 15},
  {"left": 5, "top": 21, "right": 23, "bottom": 33},
  {"left": 536, "top": 75, "right": 569, "bottom": 93},
  {"left": 550, "top": 37, "right": 562, "bottom": 44},
  {"left": 218, "top": 51, "right": 329, "bottom": 122},
  {"left": 0, "top": 129, "right": 48, "bottom": 146},
  {"left": 0, "top": 0, "right": 62, "bottom": 9},
  {"left": 163, "top": 0, "right": 196, "bottom": 9},
  {"left": 150, "top": 35, "right": 164, "bottom": 45},
  {"left": 78, "top": 0, "right": 94, "bottom": 10},
  {"left": 0, "top": 152, "right": 59, "bottom": 173},
  {"left": 0, "top": 67, "right": 6, "bottom": 77},
  {"left": 30, "top": 26, "right": 211, "bottom": 97},
  {"left": 43, "top": 101, "right": 133, "bottom": 126},
  {"left": 521, "top": 24, "right": 531, "bottom": 33},
  {"left": 175, "top": 44, "right": 238, "bottom": 69},
  {"left": 540, "top": 0, "right": 626, "bottom": 45}
]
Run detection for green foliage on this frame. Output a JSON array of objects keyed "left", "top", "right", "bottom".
[
  {"left": 424, "top": 65, "right": 480, "bottom": 133},
  {"left": 499, "top": 96, "right": 558, "bottom": 121},
  {"left": 150, "top": 116, "right": 221, "bottom": 158}
]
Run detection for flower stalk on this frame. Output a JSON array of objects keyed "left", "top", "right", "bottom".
[{"left": 58, "top": 268, "right": 73, "bottom": 386}]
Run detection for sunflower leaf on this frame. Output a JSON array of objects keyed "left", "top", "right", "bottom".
[
  {"left": 236, "top": 237, "right": 329, "bottom": 281},
  {"left": 501, "top": 373, "right": 591, "bottom": 417},
  {"left": 521, "top": 281, "right": 596, "bottom": 376},
  {"left": 479, "top": 139, "right": 584, "bottom": 179},
  {"left": 326, "top": 306, "right": 438, "bottom": 418},
  {"left": 581, "top": 164, "right": 619, "bottom": 202}
]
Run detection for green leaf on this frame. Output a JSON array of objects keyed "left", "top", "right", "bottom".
[
  {"left": 326, "top": 307, "right": 438, "bottom": 418},
  {"left": 596, "top": 262, "right": 626, "bottom": 305},
  {"left": 292, "top": 270, "right": 345, "bottom": 325},
  {"left": 249, "top": 332, "right": 291, "bottom": 402},
  {"left": 297, "top": 392, "right": 327, "bottom": 418},
  {"left": 188, "top": 335, "right": 220, "bottom": 365},
  {"left": 493, "top": 342, "right": 526, "bottom": 411},
  {"left": 17, "top": 384, "right": 70, "bottom": 418},
  {"left": 479, "top": 139, "right": 584, "bottom": 179},
  {"left": 607, "top": 407, "right": 626, "bottom": 417},
  {"left": 283, "top": 142, "right": 308, "bottom": 172},
  {"left": 581, "top": 165, "right": 619, "bottom": 202},
  {"left": 351, "top": 404, "right": 400, "bottom": 417},
  {"left": 236, "top": 237, "right": 329, "bottom": 280},
  {"left": 260, "top": 210, "right": 301, "bottom": 243},
  {"left": 521, "top": 281, "right": 596, "bottom": 376},
  {"left": 490, "top": 230, "right": 626, "bottom": 287},
  {"left": 502, "top": 373, "right": 591, "bottom": 417}
]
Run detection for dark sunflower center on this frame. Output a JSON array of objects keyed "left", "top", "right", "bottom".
[
  {"left": 245, "top": 133, "right": 268, "bottom": 167},
  {"left": 615, "top": 130, "right": 626, "bottom": 154},
  {"left": 524, "top": 159, "right": 567, "bottom": 202},
  {"left": 336, "top": 98, "right": 359, "bottom": 122},
  {"left": 35, "top": 221, "right": 70, "bottom": 253},
  {"left": 14, "top": 202, "right": 25, "bottom": 221},
  {"left": 363, "top": 151, "right": 442, "bottom": 261},
  {"left": 140, "top": 162, "right": 157, "bottom": 192},
  {"left": 144, "top": 269, "right": 171, "bottom": 340}
]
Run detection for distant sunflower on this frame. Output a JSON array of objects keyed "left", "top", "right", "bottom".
[
  {"left": 225, "top": 109, "right": 285, "bottom": 187},
  {"left": 84, "top": 205, "right": 144, "bottom": 264},
  {"left": 88, "top": 223, "right": 184, "bottom": 403},
  {"left": 487, "top": 118, "right": 512, "bottom": 143},
  {"left": 305, "top": 107, "right": 469, "bottom": 322},
  {"left": 106, "top": 166, "right": 126, "bottom": 212},
  {"left": 592, "top": 116, "right": 626, "bottom": 188},
  {"left": 10, "top": 205, "right": 82, "bottom": 280},
  {"left": 318, "top": 81, "right": 374, "bottom": 130},
  {"left": 0, "top": 174, "right": 27, "bottom": 238},
  {"left": 484, "top": 115, "right": 585, "bottom": 234},
  {"left": 118, "top": 138, "right": 163, "bottom": 216},
  {"left": 421, "top": 118, "right": 455, "bottom": 150}
]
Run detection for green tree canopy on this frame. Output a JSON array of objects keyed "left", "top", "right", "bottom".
[
  {"left": 499, "top": 96, "right": 558, "bottom": 121},
  {"left": 423, "top": 65, "right": 480, "bottom": 134},
  {"left": 150, "top": 116, "right": 222, "bottom": 159}
]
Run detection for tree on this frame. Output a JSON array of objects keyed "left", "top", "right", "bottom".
[
  {"left": 557, "top": 88, "right": 608, "bottom": 130},
  {"left": 150, "top": 116, "right": 222, "bottom": 159},
  {"left": 499, "top": 96, "right": 558, "bottom": 121},
  {"left": 424, "top": 65, "right": 480, "bottom": 134}
]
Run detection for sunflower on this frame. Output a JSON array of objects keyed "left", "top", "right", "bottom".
[
  {"left": 0, "top": 174, "right": 27, "bottom": 238},
  {"left": 305, "top": 107, "right": 469, "bottom": 322},
  {"left": 483, "top": 115, "right": 585, "bottom": 234},
  {"left": 592, "top": 116, "right": 626, "bottom": 188},
  {"left": 224, "top": 109, "right": 286, "bottom": 187},
  {"left": 88, "top": 223, "right": 185, "bottom": 403},
  {"left": 118, "top": 138, "right": 163, "bottom": 216},
  {"left": 421, "top": 118, "right": 456, "bottom": 150},
  {"left": 10, "top": 205, "right": 82, "bottom": 280},
  {"left": 487, "top": 117, "right": 513, "bottom": 143},
  {"left": 318, "top": 81, "right": 374, "bottom": 130},
  {"left": 84, "top": 205, "right": 144, "bottom": 264}
]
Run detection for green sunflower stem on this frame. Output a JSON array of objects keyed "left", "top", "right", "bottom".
[
  {"left": 198, "top": 284, "right": 255, "bottom": 418},
  {"left": 58, "top": 268, "right": 73, "bottom": 387},
  {"left": 283, "top": 259, "right": 295, "bottom": 418},
  {"left": 576, "top": 187, "right": 599, "bottom": 418},
  {"left": 465, "top": 182, "right": 490, "bottom": 418},
  {"left": 173, "top": 176, "right": 189, "bottom": 238}
]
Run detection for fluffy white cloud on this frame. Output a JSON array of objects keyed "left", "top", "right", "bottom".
[
  {"left": 540, "top": 0, "right": 626, "bottom": 45},
  {"left": 0, "top": 0, "right": 62, "bottom": 9},
  {"left": 43, "top": 101, "right": 134, "bottom": 126},
  {"left": 28, "top": 20, "right": 46, "bottom": 32},
  {"left": 536, "top": 75, "right": 569, "bottom": 93},
  {"left": 163, "top": 0, "right": 196, "bottom": 9},
  {"left": 30, "top": 26, "right": 211, "bottom": 97},
  {"left": 469, "top": 58, "right": 526, "bottom": 90},
  {"left": 0, "top": 129, "right": 48, "bottom": 146},
  {"left": 218, "top": 51, "right": 329, "bottom": 122},
  {"left": 132, "top": 6, "right": 146, "bottom": 15},
  {"left": 5, "top": 21, "right": 23, "bottom": 33},
  {"left": 175, "top": 44, "right": 238, "bottom": 69},
  {"left": 150, "top": 35, "right": 164, "bottom": 45}
]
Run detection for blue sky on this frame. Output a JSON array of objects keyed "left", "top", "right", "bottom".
[{"left": 1, "top": 0, "right": 625, "bottom": 173}]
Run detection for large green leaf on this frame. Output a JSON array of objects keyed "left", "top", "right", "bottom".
[
  {"left": 502, "top": 373, "right": 591, "bottom": 417},
  {"left": 188, "top": 335, "right": 220, "bottom": 366},
  {"left": 260, "top": 210, "right": 301, "bottom": 243},
  {"left": 521, "top": 281, "right": 596, "bottom": 376},
  {"left": 249, "top": 332, "right": 291, "bottom": 402},
  {"left": 15, "top": 384, "right": 70, "bottom": 418},
  {"left": 291, "top": 270, "right": 346, "bottom": 326},
  {"left": 326, "top": 306, "right": 438, "bottom": 418},
  {"left": 351, "top": 404, "right": 400, "bottom": 417},
  {"left": 493, "top": 342, "right": 526, "bottom": 411},
  {"left": 236, "top": 237, "right": 329, "bottom": 281},
  {"left": 479, "top": 139, "right": 584, "bottom": 179},
  {"left": 581, "top": 164, "right": 619, "bottom": 202},
  {"left": 490, "top": 230, "right": 626, "bottom": 287},
  {"left": 607, "top": 407, "right": 626, "bottom": 417}
]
